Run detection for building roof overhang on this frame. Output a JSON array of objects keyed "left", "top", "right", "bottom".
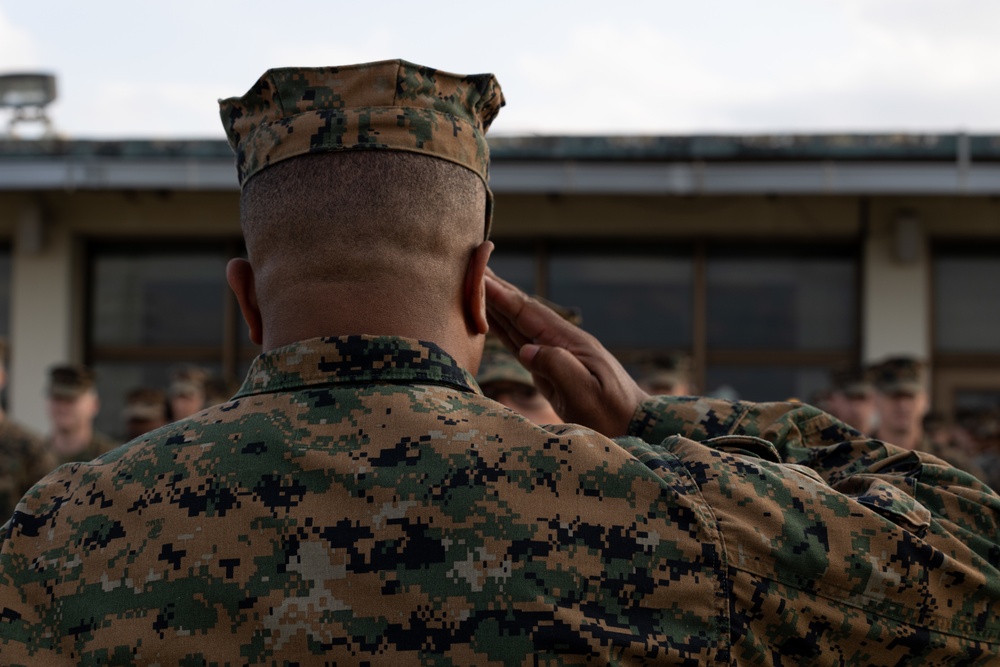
[{"left": 1, "top": 134, "right": 998, "bottom": 195}]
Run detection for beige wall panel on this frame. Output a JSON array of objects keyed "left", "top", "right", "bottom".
[
  {"left": 9, "top": 210, "right": 73, "bottom": 434},
  {"left": 863, "top": 200, "right": 930, "bottom": 364}
]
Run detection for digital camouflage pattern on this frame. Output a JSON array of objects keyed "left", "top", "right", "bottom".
[
  {"left": 218, "top": 60, "right": 505, "bottom": 188},
  {"left": 0, "top": 335, "right": 998, "bottom": 665},
  {"left": 0, "top": 418, "right": 53, "bottom": 523},
  {"left": 219, "top": 60, "right": 504, "bottom": 238},
  {"left": 914, "top": 433, "right": 990, "bottom": 489}
]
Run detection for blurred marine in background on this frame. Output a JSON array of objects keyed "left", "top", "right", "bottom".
[
  {"left": 476, "top": 333, "right": 562, "bottom": 424},
  {"left": 43, "top": 364, "right": 117, "bottom": 466},
  {"left": 871, "top": 356, "right": 988, "bottom": 484},
  {"left": 822, "top": 364, "right": 878, "bottom": 434}
]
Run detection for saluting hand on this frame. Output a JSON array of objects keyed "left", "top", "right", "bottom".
[{"left": 484, "top": 269, "right": 649, "bottom": 437}]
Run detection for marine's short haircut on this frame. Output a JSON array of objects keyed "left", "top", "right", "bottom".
[{"left": 241, "top": 151, "right": 485, "bottom": 297}]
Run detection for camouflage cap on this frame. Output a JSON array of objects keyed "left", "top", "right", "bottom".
[
  {"left": 639, "top": 352, "right": 693, "bottom": 394},
  {"left": 476, "top": 334, "right": 534, "bottom": 388},
  {"left": 219, "top": 59, "right": 505, "bottom": 237},
  {"left": 829, "top": 364, "right": 874, "bottom": 398},
  {"left": 122, "top": 387, "right": 167, "bottom": 422},
  {"left": 47, "top": 364, "right": 96, "bottom": 399},
  {"left": 168, "top": 364, "right": 208, "bottom": 399},
  {"left": 871, "top": 356, "right": 927, "bottom": 395}
]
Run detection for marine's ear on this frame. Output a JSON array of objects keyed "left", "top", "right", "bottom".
[
  {"left": 463, "top": 241, "right": 494, "bottom": 336},
  {"left": 226, "top": 258, "right": 263, "bottom": 345}
]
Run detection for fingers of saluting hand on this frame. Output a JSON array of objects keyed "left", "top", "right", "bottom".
[
  {"left": 483, "top": 271, "right": 532, "bottom": 352},
  {"left": 484, "top": 270, "right": 647, "bottom": 437},
  {"left": 484, "top": 269, "right": 586, "bottom": 353}
]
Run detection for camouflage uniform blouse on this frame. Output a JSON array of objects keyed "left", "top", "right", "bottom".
[{"left": 1, "top": 336, "right": 998, "bottom": 665}]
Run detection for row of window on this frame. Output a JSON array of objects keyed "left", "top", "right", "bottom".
[
  {"left": 3, "top": 241, "right": 999, "bottom": 439},
  {"left": 492, "top": 245, "right": 859, "bottom": 351}
]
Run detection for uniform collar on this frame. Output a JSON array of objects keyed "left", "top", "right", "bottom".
[{"left": 235, "top": 335, "right": 482, "bottom": 398}]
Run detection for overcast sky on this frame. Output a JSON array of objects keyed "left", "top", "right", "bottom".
[{"left": 1, "top": 0, "right": 998, "bottom": 139}]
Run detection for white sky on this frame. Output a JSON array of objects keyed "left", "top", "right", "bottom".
[{"left": 1, "top": 0, "right": 999, "bottom": 139}]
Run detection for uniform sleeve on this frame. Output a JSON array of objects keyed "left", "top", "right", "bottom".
[{"left": 627, "top": 395, "right": 1000, "bottom": 566}]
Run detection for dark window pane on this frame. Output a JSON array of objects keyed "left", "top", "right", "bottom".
[
  {"left": 548, "top": 253, "right": 693, "bottom": 348},
  {"left": 92, "top": 252, "right": 228, "bottom": 346},
  {"left": 489, "top": 251, "right": 536, "bottom": 294},
  {"left": 707, "top": 253, "right": 856, "bottom": 350},
  {"left": 954, "top": 389, "right": 1000, "bottom": 414},
  {"left": 935, "top": 256, "right": 1000, "bottom": 352},
  {"left": 705, "top": 365, "right": 830, "bottom": 404}
]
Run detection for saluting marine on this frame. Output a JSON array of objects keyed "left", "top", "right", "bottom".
[{"left": 0, "top": 60, "right": 997, "bottom": 665}]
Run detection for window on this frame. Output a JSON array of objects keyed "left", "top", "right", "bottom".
[
  {"left": 934, "top": 252, "right": 1000, "bottom": 353},
  {"left": 87, "top": 241, "right": 255, "bottom": 439},
  {"left": 704, "top": 246, "right": 858, "bottom": 401},
  {"left": 490, "top": 240, "right": 860, "bottom": 403},
  {"left": 931, "top": 244, "right": 1000, "bottom": 424},
  {"left": 704, "top": 366, "right": 834, "bottom": 405},
  {"left": 91, "top": 252, "right": 228, "bottom": 347},
  {"left": 707, "top": 250, "right": 857, "bottom": 351},
  {"left": 549, "top": 249, "right": 693, "bottom": 350}
]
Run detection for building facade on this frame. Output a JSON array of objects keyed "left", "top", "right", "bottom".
[{"left": 1, "top": 134, "right": 999, "bottom": 439}]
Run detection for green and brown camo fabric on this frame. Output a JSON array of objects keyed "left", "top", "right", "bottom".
[
  {"left": 218, "top": 60, "right": 505, "bottom": 189},
  {"left": 0, "top": 335, "right": 998, "bottom": 665}
]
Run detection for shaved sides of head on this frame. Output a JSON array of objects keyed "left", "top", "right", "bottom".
[{"left": 240, "top": 151, "right": 487, "bottom": 312}]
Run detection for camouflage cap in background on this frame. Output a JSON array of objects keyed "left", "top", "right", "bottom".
[
  {"left": 121, "top": 387, "right": 167, "bottom": 422},
  {"left": 639, "top": 352, "right": 694, "bottom": 394},
  {"left": 168, "top": 364, "right": 208, "bottom": 399},
  {"left": 46, "top": 364, "right": 96, "bottom": 399},
  {"left": 871, "top": 356, "right": 927, "bottom": 395},
  {"left": 219, "top": 59, "right": 506, "bottom": 237},
  {"left": 829, "top": 364, "right": 875, "bottom": 398},
  {"left": 476, "top": 334, "right": 535, "bottom": 388}
]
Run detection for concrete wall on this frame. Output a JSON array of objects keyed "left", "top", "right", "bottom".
[
  {"left": 861, "top": 210, "right": 930, "bottom": 363},
  {"left": 9, "top": 201, "right": 74, "bottom": 433}
]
